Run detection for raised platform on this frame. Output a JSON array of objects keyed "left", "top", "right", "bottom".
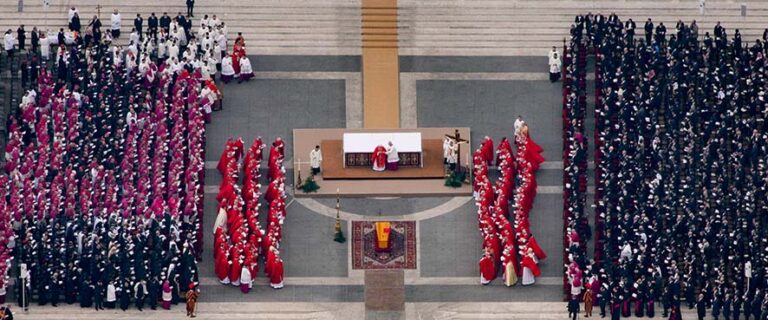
[
  {"left": 321, "top": 139, "right": 445, "bottom": 179},
  {"left": 292, "top": 128, "right": 471, "bottom": 197}
]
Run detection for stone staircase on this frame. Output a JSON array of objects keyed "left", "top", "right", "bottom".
[
  {"left": 12, "top": 302, "right": 364, "bottom": 320},
  {"left": 1, "top": 0, "right": 766, "bottom": 57},
  {"left": 10, "top": 301, "right": 704, "bottom": 319},
  {"left": 0, "top": 0, "right": 364, "bottom": 55},
  {"left": 398, "top": 0, "right": 768, "bottom": 56}
]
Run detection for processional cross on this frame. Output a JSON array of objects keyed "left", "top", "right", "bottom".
[{"left": 445, "top": 129, "right": 468, "bottom": 173}]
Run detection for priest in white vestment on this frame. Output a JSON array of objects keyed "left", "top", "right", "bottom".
[
  {"left": 310, "top": 145, "right": 323, "bottom": 176},
  {"left": 548, "top": 46, "right": 561, "bottom": 82},
  {"left": 514, "top": 116, "right": 526, "bottom": 137},
  {"left": 385, "top": 141, "right": 399, "bottom": 171}
]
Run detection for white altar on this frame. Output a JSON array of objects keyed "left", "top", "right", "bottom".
[{"left": 342, "top": 132, "right": 423, "bottom": 167}]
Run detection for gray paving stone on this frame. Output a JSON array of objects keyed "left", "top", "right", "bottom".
[
  {"left": 281, "top": 203, "right": 349, "bottom": 277},
  {"left": 366, "top": 311, "right": 405, "bottom": 320},
  {"left": 415, "top": 79, "right": 563, "bottom": 161},
  {"left": 251, "top": 55, "right": 361, "bottom": 72},
  {"left": 405, "top": 284, "right": 562, "bottom": 302},
  {"left": 314, "top": 197, "right": 450, "bottom": 216},
  {"left": 199, "top": 284, "right": 364, "bottom": 302},
  {"left": 419, "top": 201, "right": 481, "bottom": 277},
  {"left": 205, "top": 78, "right": 346, "bottom": 162},
  {"left": 526, "top": 194, "right": 565, "bottom": 278},
  {"left": 535, "top": 168, "right": 562, "bottom": 187},
  {"left": 400, "top": 56, "right": 549, "bottom": 73}
]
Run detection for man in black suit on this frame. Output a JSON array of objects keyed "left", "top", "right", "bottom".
[
  {"left": 30, "top": 27, "right": 38, "bottom": 53},
  {"left": 88, "top": 15, "right": 102, "bottom": 34},
  {"left": 655, "top": 22, "right": 666, "bottom": 45},
  {"left": 57, "top": 28, "right": 65, "bottom": 46},
  {"left": 160, "top": 12, "right": 171, "bottom": 33},
  {"left": 148, "top": 13, "right": 158, "bottom": 40},
  {"left": 644, "top": 18, "right": 653, "bottom": 45},
  {"left": 186, "top": 0, "right": 195, "bottom": 17},
  {"left": 69, "top": 13, "right": 81, "bottom": 32},
  {"left": 176, "top": 12, "right": 187, "bottom": 30},
  {"left": 134, "top": 14, "right": 144, "bottom": 40},
  {"left": 16, "top": 25, "right": 25, "bottom": 51},
  {"left": 696, "top": 294, "right": 707, "bottom": 320}
]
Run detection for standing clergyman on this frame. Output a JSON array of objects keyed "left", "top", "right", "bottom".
[
  {"left": 548, "top": 46, "right": 561, "bottom": 82},
  {"left": 446, "top": 140, "right": 458, "bottom": 172},
  {"left": 309, "top": 145, "right": 322, "bottom": 176},
  {"left": 385, "top": 141, "right": 399, "bottom": 171},
  {"left": 443, "top": 136, "right": 452, "bottom": 172},
  {"left": 514, "top": 116, "right": 526, "bottom": 137}
]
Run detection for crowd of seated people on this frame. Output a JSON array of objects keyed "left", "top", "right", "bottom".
[
  {"left": 565, "top": 13, "right": 768, "bottom": 320},
  {"left": 1, "top": 11, "right": 212, "bottom": 311}
]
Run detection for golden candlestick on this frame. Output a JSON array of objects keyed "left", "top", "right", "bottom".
[
  {"left": 296, "top": 158, "right": 303, "bottom": 189},
  {"left": 333, "top": 188, "right": 345, "bottom": 243}
]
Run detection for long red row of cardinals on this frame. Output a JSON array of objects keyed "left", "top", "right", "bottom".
[
  {"left": 214, "top": 137, "right": 287, "bottom": 292},
  {"left": 475, "top": 130, "right": 547, "bottom": 286}
]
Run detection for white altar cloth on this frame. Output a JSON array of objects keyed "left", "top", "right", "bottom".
[{"left": 342, "top": 132, "right": 422, "bottom": 153}]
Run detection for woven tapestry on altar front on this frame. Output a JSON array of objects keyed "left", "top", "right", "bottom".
[{"left": 345, "top": 153, "right": 422, "bottom": 167}]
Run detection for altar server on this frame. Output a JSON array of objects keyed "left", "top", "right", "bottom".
[
  {"left": 220, "top": 54, "right": 235, "bottom": 83},
  {"left": 385, "top": 141, "right": 399, "bottom": 171},
  {"left": 310, "top": 145, "right": 323, "bottom": 176},
  {"left": 238, "top": 55, "right": 254, "bottom": 83}
]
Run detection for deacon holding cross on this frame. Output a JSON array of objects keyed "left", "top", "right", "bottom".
[{"left": 445, "top": 140, "right": 458, "bottom": 172}]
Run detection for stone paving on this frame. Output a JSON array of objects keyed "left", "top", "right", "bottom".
[
  {"left": 196, "top": 54, "right": 573, "bottom": 304},
  {"left": 204, "top": 76, "right": 347, "bottom": 162}
]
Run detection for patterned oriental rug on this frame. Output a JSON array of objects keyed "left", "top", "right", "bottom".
[{"left": 351, "top": 221, "right": 417, "bottom": 269}]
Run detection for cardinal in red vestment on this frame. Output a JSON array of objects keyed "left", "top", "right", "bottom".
[
  {"left": 480, "top": 136, "right": 494, "bottom": 166},
  {"left": 217, "top": 139, "right": 235, "bottom": 175},
  {"left": 479, "top": 248, "right": 496, "bottom": 285},
  {"left": 232, "top": 42, "right": 246, "bottom": 75},
  {"left": 495, "top": 137, "right": 513, "bottom": 165},
  {"left": 270, "top": 255, "right": 284, "bottom": 289},
  {"left": 214, "top": 240, "right": 231, "bottom": 284},
  {"left": 371, "top": 145, "right": 387, "bottom": 172},
  {"left": 520, "top": 248, "right": 541, "bottom": 286},
  {"left": 265, "top": 245, "right": 276, "bottom": 276},
  {"left": 270, "top": 138, "right": 285, "bottom": 161},
  {"left": 229, "top": 244, "right": 243, "bottom": 286},
  {"left": 520, "top": 132, "right": 545, "bottom": 170},
  {"left": 527, "top": 235, "right": 547, "bottom": 260}
]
